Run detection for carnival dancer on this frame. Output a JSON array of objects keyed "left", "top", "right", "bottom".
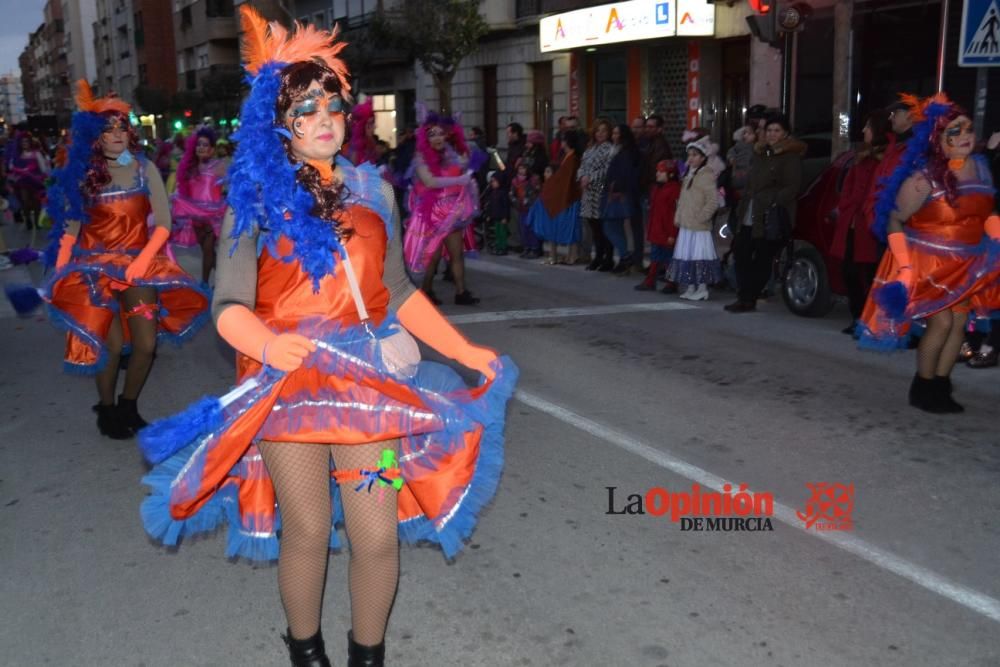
[
  {"left": 7, "top": 132, "right": 50, "bottom": 230},
  {"left": 402, "top": 110, "right": 481, "bottom": 305},
  {"left": 170, "top": 126, "right": 229, "bottom": 284},
  {"left": 859, "top": 93, "right": 1000, "bottom": 413},
  {"left": 137, "top": 8, "right": 517, "bottom": 666},
  {"left": 42, "top": 81, "right": 210, "bottom": 439},
  {"left": 347, "top": 98, "right": 378, "bottom": 166}
]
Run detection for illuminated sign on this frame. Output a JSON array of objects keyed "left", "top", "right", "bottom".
[{"left": 539, "top": 0, "right": 715, "bottom": 52}]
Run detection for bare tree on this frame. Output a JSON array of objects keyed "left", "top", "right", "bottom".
[{"left": 372, "top": 0, "right": 488, "bottom": 114}]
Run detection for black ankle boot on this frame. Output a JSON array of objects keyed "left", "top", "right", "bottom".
[
  {"left": 117, "top": 395, "right": 149, "bottom": 431},
  {"left": 908, "top": 374, "right": 950, "bottom": 413},
  {"left": 95, "top": 403, "right": 134, "bottom": 439},
  {"left": 283, "top": 629, "right": 332, "bottom": 667},
  {"left": 347, "top": 631, "right": 385, "bottom": 667},
  {"left": 933, "top": 376, "right": 964, "bottom": 413}
]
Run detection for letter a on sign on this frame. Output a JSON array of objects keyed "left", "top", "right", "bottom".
[
  {"left": 960, "top": 0, "right": 1000, "bottom": 66},
  {"left": 606, "top": 7, "right": 623, "bottom": 33}
]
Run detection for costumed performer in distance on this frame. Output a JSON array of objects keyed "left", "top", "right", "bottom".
[
  {"left": 138, "top": 8, "right": 518, "bottom": 667},
  {"left": 170, "top": 125, "right": 229, "bottom": 285},
  {"left": 858, "top": 92, "right": 1000, "bottom": 413},
  {"left": 402, "top": 110, "right": 482, "bottom": 305},
  {"left": 42, "top": 81, "right": 210, "bottom": 439}
]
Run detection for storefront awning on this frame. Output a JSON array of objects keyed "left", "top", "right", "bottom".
[{"left": 539, "top": 0, "right": 715, "bottom": 53}]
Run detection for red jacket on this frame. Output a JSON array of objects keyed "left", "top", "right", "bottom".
[
  {"left": 647, "top": 181, "right": 681, "bottom": 247},
  {"left": 831, "top": 153, "right": 883, "bottom": 263}
]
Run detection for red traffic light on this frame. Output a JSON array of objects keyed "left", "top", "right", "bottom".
[
  {"left": 748, "top": 0, "right": 773, "bottom": 13},
  {"left": 183, "top": 109, "right": 193, "bottom": 118}
]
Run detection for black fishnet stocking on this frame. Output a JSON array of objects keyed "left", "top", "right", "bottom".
[
  {"left": 917, "top": 308, "right": 967, "bottom": 379},
  {"left": 332, "top": 441, "right": 400, "bottom": 646},
  {"left": 258, "top": 440, "right": 400, "bottom": 645},
  {"left": 119, "top": 286, "right": 158, "bottom": 400},
  {"left": 258, "top": 441, "right": 333, "bottom": 640},
  {"left": 95, "top": 313, "right": 124, "bottom": 406}
]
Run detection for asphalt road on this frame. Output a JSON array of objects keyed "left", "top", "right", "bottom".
[{"left": 1, "top": 228, "right": 999, "bottom": 667}]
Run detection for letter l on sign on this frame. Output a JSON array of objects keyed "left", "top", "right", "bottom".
[{"left": 656, "top": 2, "right": 670, "bottom": 25}]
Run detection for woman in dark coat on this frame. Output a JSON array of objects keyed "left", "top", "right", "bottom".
[
  {"left": 602, "top": 124, "right": 643, "bottom": 274},
  {"left": 830, "top": 109, "right": 890, "bottom": 334},
  {"left": 725, "top": 113, "right": 806, "bottom": 313}
]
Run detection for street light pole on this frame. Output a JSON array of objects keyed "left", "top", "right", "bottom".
[{"left": 936, "top": 0, "right": 950, "bottom": 91}]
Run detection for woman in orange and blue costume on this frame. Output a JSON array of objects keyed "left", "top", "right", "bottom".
[
  {"left": 859, "top": 93, "right": 1000, "bottom": 413},
  {"left": 42, "top": 81, "right": 210, "bottom": 439},
  {"left": 137, "top": 8, "right": 517, "bottom": 667}
]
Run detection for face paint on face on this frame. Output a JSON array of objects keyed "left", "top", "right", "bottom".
[
  {"left": 287, "top": 88, "right": 347, "bottom": 139},
  {"left": 283, "top": 80, "right": 348, "bottom": 163},
  {"left": 941, "top": 116, "right": 975, "bottom": 160}
]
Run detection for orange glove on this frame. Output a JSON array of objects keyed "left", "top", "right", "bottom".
[
  {"left": 396, "top": 290, "right": 498, "bottom": 379},
  {"left": 985, "top": 215, "right": 1000, "bottom": 240},
  {"left": 216, "top": 305, "right": 316, "bottom": 372},
  {"left": 55, "top": 233, "right": 77, "bottom": 270},
  {"left": 887, "top": 232, "right": 912, "bottom": 288},
  {"left": 125, "top": 225, "right": 170, "bottom": 283}
]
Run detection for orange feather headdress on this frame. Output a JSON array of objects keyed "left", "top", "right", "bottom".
[
  {"left": 896, "top": 92, "right": 955, "bottom": 123},
  {"left": 74, "top": 79, "right": 131, "bottom": 116},
  {"left": 239, "top": 5, "right": 350, "bottom": 93}
]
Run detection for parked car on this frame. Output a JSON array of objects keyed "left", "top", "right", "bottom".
[{"left": 781, "top": 149, "right": 857, "bottom": 317}]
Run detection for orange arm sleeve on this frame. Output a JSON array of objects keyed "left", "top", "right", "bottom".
[
  {"left": 125, "top": 225, "right": 171, "bottom": 282},
  {"left": 216, "top": 305, "right": 315, "bottom": 372},
  {"left": 55, "top": 233, "right": 77, "bottom": 270},
  {"left": 396, "top": 290, "right": 497, "bottom": 379},
  {"left": 985, "top": 215, "right": 1000, "bottom": 240},
  {"left": 887, "top": 231, "right": 912, "bottom": 286}
]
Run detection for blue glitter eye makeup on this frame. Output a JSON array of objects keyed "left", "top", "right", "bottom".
[{"left": 289, "top": 90, "right": 345, "bottom": 119}]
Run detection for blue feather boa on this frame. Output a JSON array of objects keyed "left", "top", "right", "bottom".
[
  {"left": 227, "top": 64, "right": 392, "bottom": 292},
  {"left": 43, "top": 111, "right": 106, "bottom": 267},
  {"left": 871, "top": 100, "right": 954, "bottom": 243}
]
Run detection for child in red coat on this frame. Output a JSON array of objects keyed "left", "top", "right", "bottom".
[{"left": 636, "top": 160, "right": 681, "bottom": 292}]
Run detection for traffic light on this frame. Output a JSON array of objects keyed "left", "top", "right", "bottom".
[
  {"left": 183, "top": 109, "right": 193, "bottom": 118},
  {"left": 746, "top": 0, "right": 778, "bottom": 44},
  {"left": 173, "top": 120, "right": 183, "bottom": 131}
]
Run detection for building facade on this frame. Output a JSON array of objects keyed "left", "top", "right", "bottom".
[
  {"left": 39, "top": 0, "right": 72, "bottom": 125},
  {"left": 93, "top": 0, "right": 140, "bottom": 104},
  {"left": 19, "top": 28, "right": 43, "bottom": 118},
  {"left": 0, "top": 74, "right": 27, "bottom": 126},
  {"left": 63, "top": 0, "right": 98, "bottom": 87}
]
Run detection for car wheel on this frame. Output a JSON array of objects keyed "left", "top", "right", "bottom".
[{"left": 782, "top": 245, "right": 833, "bottom": 317}]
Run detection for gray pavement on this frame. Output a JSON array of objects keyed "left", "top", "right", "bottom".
[{"left": 1, "top": 223, "right": 999, "bottom": 666}]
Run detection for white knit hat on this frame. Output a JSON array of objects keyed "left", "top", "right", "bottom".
[{"left": 686, "top": 135, "right": 718, "bottom": 157}]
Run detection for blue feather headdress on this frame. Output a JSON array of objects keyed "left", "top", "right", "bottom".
[
  {"left": 871, "top": 93, "right": 959, "bottom": 243},
  {"left": 226, "top": 5, "right": 356, "bottom": 291}
]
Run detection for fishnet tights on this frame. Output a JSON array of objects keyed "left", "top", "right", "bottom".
[
  {"left": 95, "top": 286, "right": 158, "bottom": 404},
  {"left": 917, "top": 307, "right": 968, "bottom": 379},
  {"left": 258, "top": 439, "right": 400, "bottom": 645}
]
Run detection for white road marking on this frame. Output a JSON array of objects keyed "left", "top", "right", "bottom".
[
  {"left": 515, "top": 388, "right": 1000, "bottom": 625},
  {"left": 449, "top": 302, "right": 696, "bottom": 324}
]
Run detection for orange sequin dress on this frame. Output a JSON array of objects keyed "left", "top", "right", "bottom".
[
  {"left": 43, "top": 160, "right": 211, "bottom": 372},
  {"left": 140, "top": 164, "right": 516, "bottom": 561},
  {"left": 859, "top": 157, "right": 1000, "bottom": 350}
]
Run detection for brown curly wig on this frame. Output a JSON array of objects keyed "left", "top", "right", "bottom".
[
  {"left": 275, "top": 60, "right": 350, "bottom": 230},
  {"left": 83, "top": 111, "right": 142, "bottom": 200}
]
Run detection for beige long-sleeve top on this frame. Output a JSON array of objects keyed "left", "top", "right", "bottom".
[
  {"left": 211, "top": 179, "right": 416, "bottom": 324},
  {"left": 674, "top": 166, "right": 719, "bottom": 232}
]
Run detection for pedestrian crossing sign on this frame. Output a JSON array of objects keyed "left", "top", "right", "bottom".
[{"left": 960, "top": 0, "right": 1000, "bottom": 66}]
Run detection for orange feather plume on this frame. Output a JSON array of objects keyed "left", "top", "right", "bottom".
[
  {"left": 239, "top": 5, "right": 350, "bottom": 92},
  {"left": 74, "top": 79, "right": 131, "bottom": 116},
  {"left": 895, "top": 92, "right": 954, "bottom": 123}
]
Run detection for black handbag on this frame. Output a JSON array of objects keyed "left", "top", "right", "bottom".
[{"left": 763, "top": 202, "right": 792, "bottom": 242}]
